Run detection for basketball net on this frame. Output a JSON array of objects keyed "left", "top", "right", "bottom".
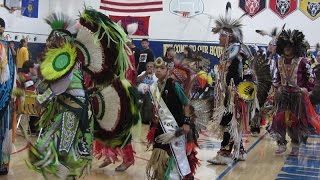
[{"left": 178, "top": 11, "right": 190, "bottom": 18}]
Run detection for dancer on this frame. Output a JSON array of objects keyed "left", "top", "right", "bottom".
[
  {"left": 0, "top": 17, "right": 15, "bottom": 176},
  {"left": 207, "top": 2, "right": 248, "bottom": 165},
  {"left": 76, "top": 8, "right": 140, "bottom": 172},
  {"left": 26, "top": 13, "right": 93, "bottom": 179},
  {"left": 146, "top": 57, "right": 199, "bottom": 180},
  {"left": 207, "top": 2, "right": 271, "bottom": 164},
  {"left": 271, "top": 29, "right": 320, "bottom": 155}
]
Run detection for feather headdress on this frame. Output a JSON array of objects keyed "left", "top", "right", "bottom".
[
  {"left": 45, "top": 13, "right": 75, "bottom": 42},
  {"left": 276, "top": 29, "right": 307, "bottom": 57},
  {"left": 256, "top": 24, "right": 285, "bottom": 46},
  {"left": 211, "top": 2, "right": 245, "bottom": 42}
]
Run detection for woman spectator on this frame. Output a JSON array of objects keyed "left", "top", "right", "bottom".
[{"left": 16, "top": 39, "right": 29, "bottom": 72}]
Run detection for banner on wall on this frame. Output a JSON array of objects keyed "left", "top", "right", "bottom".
[
  {"left": 100, "top": 0, "right": 163, "bottom": 13},
  {"left": 299, "top": 0, "right": 320, "bottom": 20},
  {"left": 110, "top": 15, "right": 150, "bottom": 37},
  {"left": 269, "top": 0, "right": 297, "bottom": 19},
  {"left": 133, "top": 40, "right": 224, "bottom": 66},
  {"left": 239, "top": 0, "right": 267, "bottom": 17},
  {"left": 21, "top": 0, "right": 39, "bottom": 18}
]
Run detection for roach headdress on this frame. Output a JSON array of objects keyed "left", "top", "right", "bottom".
[{"left": 211, "top": 2, "right": 245, "bottom": 43}]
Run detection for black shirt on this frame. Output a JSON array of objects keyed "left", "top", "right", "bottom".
[
  {"left": 131, "top": 46, "right": 141, "bottom": 67},
  {"left": 137, "top": 48, "right": 154, "bottom": 74}
]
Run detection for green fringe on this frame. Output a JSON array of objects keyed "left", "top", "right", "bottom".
[
  {"left": 37, "top": 98, "right": 57, "bottom": 128},
  {"left": 164, "top": 157, "right": 175, "bottom": 180},
  {"left": 26, "top": 141, "right": 59, "bottom": 179},
  {"left": 120, "top": 79, "right": 142, "bottom": 139}
]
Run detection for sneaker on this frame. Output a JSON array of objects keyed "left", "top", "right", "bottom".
[
  {"left": 99, "top": 159, "right": 112, "bottom": 168},
  {"left": 238, "top": 152, "right": 247, "bottom": 161},
  {"left": 207, "top": 154, "right": 233, "bottom": 165},
  {"left": 0, "top": 167, "right": 8, "bottom": 175},
  {"left": 275, "top": 145, "right": 287, "bottom": 155},
  {"left": 251, "top": 132, "right": 259, "bottom": 137}
]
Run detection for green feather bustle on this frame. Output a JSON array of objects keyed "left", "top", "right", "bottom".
[{"left": 80, "top": 8, "right": 131, "bottom": 79}]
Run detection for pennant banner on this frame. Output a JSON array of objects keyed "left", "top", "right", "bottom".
[
  {"left": 299, "top": 0, "right": 320, "bottom": 20},
  {"left": 269, "top": 0, "right": 297, "bottom": 19},
  {"left": 239, "top": 0, "right": 267, "bottom": 17},
  {"left": 109, "top": 15, "right": 150, "bottom": 37},
  {"left": 21, "top": 0, "right": 39, "bottom": 18}
]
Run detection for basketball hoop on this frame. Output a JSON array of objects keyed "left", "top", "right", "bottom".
[
  {"left": 182, "top": 11, "right": 190, "bottom": 18},
  {"left": 169, "top": 0, "right": 204, "bottom": 18}
]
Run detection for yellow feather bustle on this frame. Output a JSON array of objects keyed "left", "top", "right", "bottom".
[{"left": 40, "top": 43, "right": 77, "bottom": 81}]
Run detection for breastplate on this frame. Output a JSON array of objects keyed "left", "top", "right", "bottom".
[{"left": 278, "top": 57, "right": 300, "bottom": 87}]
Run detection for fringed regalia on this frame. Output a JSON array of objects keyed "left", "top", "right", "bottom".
[
  {"left": 270, "top": 29, "right": 320, "bottom": 155},
  {"left": 76, "top": 8, "right": 140, "bottom": 170},
  {"left": 146, "top": 78, "right": 199, "bottom": 180},
  {"left": 209, "top": 43, "right": 249, "bottom": 162},
  {"left": 26, "top": 14, "right": 93, "bottom": 179},
  {"left": 208, "top": 2, "right": 272, "bottom": 164},
  {"left": 146, "top": 57, "right": 199, "bottom": 180},
  {"left": 0, "top": 26, "right": 15, "bottom": 175},
  {"left": 207, "top": 2, "right": 248, "bottom": 164}
]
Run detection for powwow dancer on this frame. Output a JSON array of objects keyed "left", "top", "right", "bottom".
[
  {"left": 76, "top": 8, "right": 140, "bottom": 172},
  {"left": 270, "top": 29, "right": 320, "bottom": 156},
  {"left": 208, "top": 2, "right": 272, "bottom": 165},
  {"left": 146, "top": 57, "right": 199, "bottom": 180},
  {"left": 27, "top": 13, "right": 93, "bottom": 179}
]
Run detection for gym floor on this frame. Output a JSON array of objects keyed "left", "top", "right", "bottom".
[{"left": 5, "top": 125, "right": 320, "bottom": 180}]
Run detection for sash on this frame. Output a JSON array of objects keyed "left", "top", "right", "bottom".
[{"left": 151, "top": 83, "right": 191, "bottom": 177}]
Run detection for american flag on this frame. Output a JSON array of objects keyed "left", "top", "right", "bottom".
[{"left": 100, "top": 0, "right": 163, "bottom": 13}]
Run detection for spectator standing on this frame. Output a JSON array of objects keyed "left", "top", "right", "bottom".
[
  {"left": 16, "top": 39, "right": 29, "bottom": 72},
  {"left": 137, "top": 39, "right": 154, "bottom": 74}
]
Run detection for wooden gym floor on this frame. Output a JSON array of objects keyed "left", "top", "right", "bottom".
[{"left": 3, "top": 124, "right": 320, "bottom": 180}]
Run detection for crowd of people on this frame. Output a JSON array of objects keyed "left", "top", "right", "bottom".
[{"left": 0, "top": 3, "right": 320, "bottom": 180}]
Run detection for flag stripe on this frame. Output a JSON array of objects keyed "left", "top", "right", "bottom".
[
  {"left": 101, "top": 0, "right": 162, "bottom": 6},
  {"left": 100, "top": 0, "right": 163, "bottom": 13},
  {"left": 100, "top": 6, "right": 163, "bottom": 13},
  {"left": 100, "top": 3, "right": 162, "bottom": 10}
]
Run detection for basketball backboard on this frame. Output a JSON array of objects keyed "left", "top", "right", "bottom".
[{"left": 169, "top": 0, "right": 204, "bottom": 18}]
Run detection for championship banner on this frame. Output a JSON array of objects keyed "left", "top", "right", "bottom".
[
  {"left": 21, "top": 0, "right": 39, "bottom": 18},
  {"left": 239, "top": 0, "right": 267, "bottom": 17},
  {"left": 109, "top": 15, "right": 150, "bottom": 37},
  {"left": 269, "top": 0, "right": 297, "bottom": 19},
  {"left": 299, "top": 0, "right": 320, "bottom": 20}
]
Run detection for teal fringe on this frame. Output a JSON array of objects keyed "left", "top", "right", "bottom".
[{"left": 164, "top": 157, "right": 175, "bottom": 180}]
